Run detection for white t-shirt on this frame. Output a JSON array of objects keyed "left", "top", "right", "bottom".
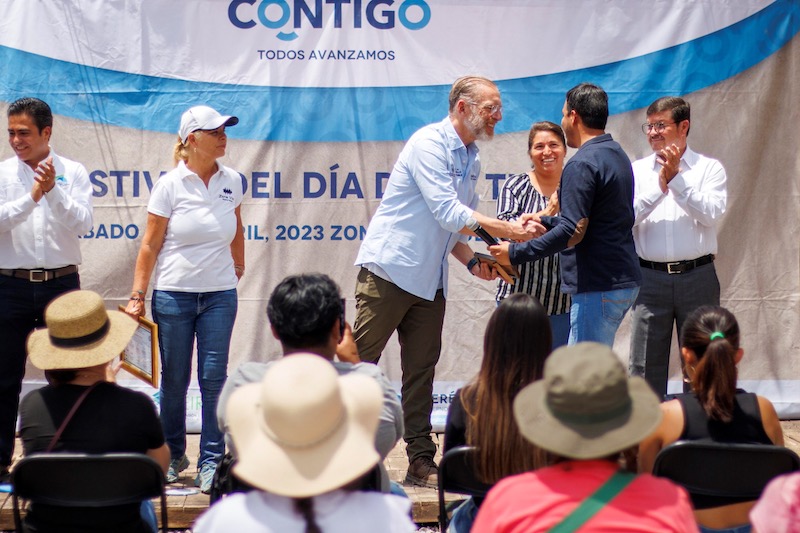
[
  {"left": 193, "top": 490, "right": 416, "bottom": 533},
  {"left": 148, "top": 160, "right": 243, "bottom": 292}
]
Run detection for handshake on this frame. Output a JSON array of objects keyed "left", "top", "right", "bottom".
[
  {"left": 469, "top": 214, "right": 547, "bottom": 269},
  {"left": 509, "top": 213, "right": 547, "bottom": 242}
]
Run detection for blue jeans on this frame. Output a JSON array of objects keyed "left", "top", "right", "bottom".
[
  {"left": 699, "top": 525, "right": 751, "bottom": 533},
  {"left": 569, "top": 287, "right": 639, "bottom": 347},
  {"left": 140, "top": 500, "right": 158, "bottom": 532},
  {"left": 549, "top": 312, "right": 571, "bottom": 350},
  {"left": 152, "top": 289, "right": 237, "bottom": 468},
  {"left": 449, "top": 496, "right": 478, "bottom": 533}
]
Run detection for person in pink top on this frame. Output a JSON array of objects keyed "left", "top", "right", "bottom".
[
  {"left": 472, "top": 342, "right": 698, "bottom": 533},
  {"left": 750, "top": 472, "right": 800, "bottom": 533}
]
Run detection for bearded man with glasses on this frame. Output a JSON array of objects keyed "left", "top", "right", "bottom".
[
  {"left": 353, "top": 76, "right": 543, "bottom": 489},
  {"left": 629, "top": 96, "right": 728, "bottom": 400}
]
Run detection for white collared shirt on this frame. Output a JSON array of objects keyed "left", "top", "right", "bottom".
[
  {"left": 148, "top": 160, "right": 243, "bottom": 292},
  {"left": 632, "top": 146, "right": 727, "bottom": 262},
  {"left": 0, "top": 151, "right": 93, "bottom": 269}
]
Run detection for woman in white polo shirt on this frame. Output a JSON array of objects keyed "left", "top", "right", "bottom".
[{"left": 125, "top": 105, "right": 244, "bottom": 494}]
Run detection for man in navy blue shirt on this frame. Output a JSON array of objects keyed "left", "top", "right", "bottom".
[{"left": 490, "top": 83, "right": 641, "bottom": 346}]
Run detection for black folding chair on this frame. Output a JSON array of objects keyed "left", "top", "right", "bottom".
[
  {"left": 11, "top": 453, "right": 168, "bottom": 533},
  {"left": 437, "top": 446, "right": 493, "bottom": 531},
  {"left": 652, "top": 440, "right": 800, "bottom": 509}
]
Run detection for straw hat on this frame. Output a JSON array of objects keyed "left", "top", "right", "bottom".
[
  {"left": 228, "top": 353, "right": 382, "bottom": 498},
  {"left": 27, "top": 290, "right": 139, "bottom": 370},
  {"left": 513, "top": 342, "right": 662, "bottom": 459}
]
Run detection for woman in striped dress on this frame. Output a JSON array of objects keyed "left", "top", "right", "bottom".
[{"left": 496, "top": 121, "right": 571, "bottom": 348}]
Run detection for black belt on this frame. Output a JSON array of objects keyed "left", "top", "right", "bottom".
[
  {"left": 639, "top": 255, "right": 714, "bottom": 275},
  {"left": 0, "top": 265, "right": 78, "bottom": 282}
]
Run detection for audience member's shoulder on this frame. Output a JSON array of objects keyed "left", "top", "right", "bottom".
[
  {"left": 750, "top": 471, "right": 800, "bottom": 532},
  {"left": 347, "top": 361, "right": 383, "bottom": 376},
  {"left": 230, "top": 361, "right": 272, "bottom": 384},
  {"left": 193, "top": 492, "right": 253, "bottom": 532},
  {"left": 101, "top": 382, "right": 157, "bottom": 405},
  {"left": 346, "top": 490, "right": 412, "bottom": 512},
  {"left": 331, "top": 491, "right": 415, "bottom": 531}
]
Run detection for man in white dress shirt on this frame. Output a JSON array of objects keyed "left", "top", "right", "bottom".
[
  {"left": 0, "top": 97, "right": 93, "bottom": 478},
  {"left": 629, "top": 96, "right": 727, "bottom": 399}
]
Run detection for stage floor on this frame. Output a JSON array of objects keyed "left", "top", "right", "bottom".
[{"left": 2, "top": 422, "right": 800, "bottom": 531}]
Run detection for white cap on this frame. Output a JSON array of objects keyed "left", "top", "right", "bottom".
[{"left": 178, "top": 105, "right": 239, "bottom": 143}]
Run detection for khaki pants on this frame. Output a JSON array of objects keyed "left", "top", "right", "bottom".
[{"left": 353, "top": 268, "right": 445, "bottom": 462}]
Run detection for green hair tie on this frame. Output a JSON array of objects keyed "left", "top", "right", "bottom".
[{"left": 710, "top": 331, "right": 725, "bottom": 341}]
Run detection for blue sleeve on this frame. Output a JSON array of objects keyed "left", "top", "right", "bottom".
[
  {"left": 405, "top": 136, "right": 472, "bottom": 233},
  {"left": 509, "top": 159, "right": 596, "bottom": 265}
]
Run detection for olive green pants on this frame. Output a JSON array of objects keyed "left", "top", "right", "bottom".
[{"left": 353, "top": 268, "right": 445, "bottom": 462}]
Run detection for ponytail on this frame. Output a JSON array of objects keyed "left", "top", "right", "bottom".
[
  {"left": 293, "top": 497, "right": 322, "bottom": 533},
  {"left": 693, "top": 336, "right": 737, "bottom": 422},
  {"left": 173, "top": 137, "right": 189, "bottom": 165},
  {"left": 680, "top": 306, "right": 740, "bottom": 422}
]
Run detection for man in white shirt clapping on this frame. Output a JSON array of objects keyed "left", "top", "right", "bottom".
[
  {"left": 629, "top": 96, "right": 727, "bottom": 399},
  {"left": 0, "top": 97, "right": 93, "bottom": 479}
]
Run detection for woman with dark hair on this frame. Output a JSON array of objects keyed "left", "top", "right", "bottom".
[
  {"left": 19, "top": 290, "right": 169, "bottom": 533},
  {"left": 443, "top": 293, "right": 552, "bottom": 531},
  {"left": 639, "top": 305, "right": 783, "bottom": 533},
  {"left": 495, "top": 121, "right": 570, "bottom": 348}
]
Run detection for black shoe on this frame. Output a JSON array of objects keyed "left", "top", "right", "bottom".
[
  {"left": 0, "top": 466, "right": 10, "bottom": 484},
  {"left": 405, "top": 456, "right": 438, "bottom": 489}
]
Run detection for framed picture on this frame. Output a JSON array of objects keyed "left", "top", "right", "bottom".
[{"left": 118, "top": 307, "right": 159, "bottom": 388}]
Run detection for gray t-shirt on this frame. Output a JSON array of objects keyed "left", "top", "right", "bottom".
[{"left": 217, "top": 358, "right": 403, "bottom": 461}]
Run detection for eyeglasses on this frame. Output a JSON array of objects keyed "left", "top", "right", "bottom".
[
  {"left": 641, "top": 121, "right": 676, "bottom": 134},
  {"left": 196, "top": 127, "right": 226, "bottom": 138},
  {"left": 468, "top": 101, "right": 503, "bottom": 116}
]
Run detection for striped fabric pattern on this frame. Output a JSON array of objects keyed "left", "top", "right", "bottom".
[{"left": 494, "top": 172, "right": 570, "bottom": 315}]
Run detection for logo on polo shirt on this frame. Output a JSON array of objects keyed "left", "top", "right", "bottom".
[
  {"left": 218, "top": 188, "right": 235, "bottom": 203},
  {"left": 55, "top": 175, "right": 68, "bottom": 186}
]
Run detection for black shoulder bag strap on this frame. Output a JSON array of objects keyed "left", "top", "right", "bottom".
[{"left": 45, "top": 382, "right": 101, "bottom": 453}]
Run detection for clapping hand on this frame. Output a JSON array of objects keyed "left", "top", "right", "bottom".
[{"left": 656, "top": 144, "right": 681, "bottom": 193}]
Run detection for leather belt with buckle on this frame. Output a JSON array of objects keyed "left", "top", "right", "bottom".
[
  {"left": 0, "top": 265, "right": 79, "bottom": 282},
  {"left": 639, "top": 255, "right": 714, "bottom": 275}
]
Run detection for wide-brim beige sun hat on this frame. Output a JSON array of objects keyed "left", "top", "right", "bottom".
[
  {"left": 513, "top": 342, "right": 662, "bottom": 460},
  {"left": 27, "top": 290, "right": 139, "bottom": 370},
  {"left": 228, "top": 353, "right": 383, "bottom": 498}
]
